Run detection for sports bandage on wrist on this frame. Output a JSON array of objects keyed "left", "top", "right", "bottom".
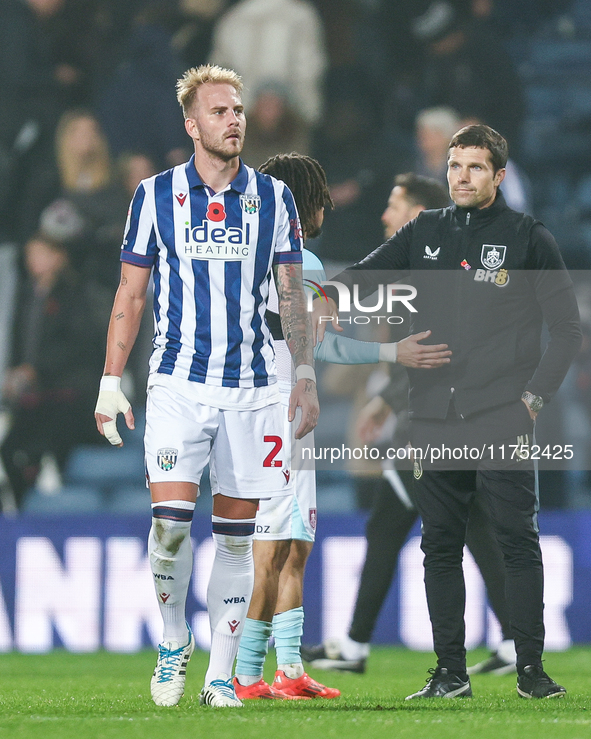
[
  {"left": 95, "top": 375, "right": 131, "bottom": 446},
  {"left": 99, "top": 375, "right": 121, "bottom": 393},
  {"left": 378, "top": 342, "right": 398, "bottom": 363},
  {"left": 295, "top": 364, "right": 316, "bottom": 383}
]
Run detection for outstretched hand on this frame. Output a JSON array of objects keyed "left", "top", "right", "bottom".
[{"left": 396, "top": 330, "right": 452, "bottom": 369}]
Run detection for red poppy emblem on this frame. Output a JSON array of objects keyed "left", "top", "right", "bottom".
[{"left": 206, "top": 203, "right": 226, "bottom": 222}]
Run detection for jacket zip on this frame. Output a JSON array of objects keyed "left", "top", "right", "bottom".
[{"left": 453, "top": 210, "right": 472, "bottom": 417}]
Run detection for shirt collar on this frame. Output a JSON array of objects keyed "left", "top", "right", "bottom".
[
  {"left": 185, "top": 154, "right": 249, "bottom": 193},
  {"left": 452, "top": 190, "right": 508, "bottom": 223}
]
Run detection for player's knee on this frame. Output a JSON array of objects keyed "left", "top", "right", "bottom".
[
  {"left": 223, "top": 534, "right": 253, "bottom": 557},
  {"left": 254, "top": 540, "right": 290, "bottom": 572},
  {"left": 420, "top": 525, "right": 464, "bottom": 559},
  {"left": 495, "top": 529, "right": 542, "bottom": 569},
  {"left": 286, "top": 540, "right": 313, "bottom": 571},
  {"left": 151, "top": 519, "right": 190, "bottom": 555}
]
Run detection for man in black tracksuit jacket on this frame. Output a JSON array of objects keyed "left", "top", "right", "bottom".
[{"left": 316, "top": 125, "right": 581, "bottom": 699}]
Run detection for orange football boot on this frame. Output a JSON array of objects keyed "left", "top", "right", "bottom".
[
  {"left": 272, "top": 670, "right": 341, "bottom": 699},
  {"left": 233, "top": 677, "right": 294, "bottom": 700}
]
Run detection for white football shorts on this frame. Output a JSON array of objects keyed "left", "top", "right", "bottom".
[
  {"left": 144, "top": 376, "right": 293, "bottom": 498},
  {"left": 255, "top": 402, "right": 317, "bottom": 542}
]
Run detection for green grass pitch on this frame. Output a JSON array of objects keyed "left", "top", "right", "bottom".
[{"left": 2, "top": 647, "right": 591, "bottom": 739}]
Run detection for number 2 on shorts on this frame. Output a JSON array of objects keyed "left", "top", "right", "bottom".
[{"left": 263, "top": 435, "right": 283, "bottom": 467}]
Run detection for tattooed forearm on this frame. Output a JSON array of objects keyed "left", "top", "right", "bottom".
[
  {"left": 121, "top": 275, "right": 128, "bottom": 286},
  {"left": 115, "top": 312, "right": 124, "bottom": 320},
  {"left": 275, "top": 263, "right": 314, "bottom": 368},
  {"left": 117, "top": 341, "right": 126, "bottom": 351}
]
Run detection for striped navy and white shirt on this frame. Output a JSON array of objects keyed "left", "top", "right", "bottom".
[{"left": 121, "top": 156, "right": 302, "bottom": 399}]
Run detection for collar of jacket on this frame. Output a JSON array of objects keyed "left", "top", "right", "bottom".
[{"left": 451, "top": 190, "right": 508, "bottom": 225}]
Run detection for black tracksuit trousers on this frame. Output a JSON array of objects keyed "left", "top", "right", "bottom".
[
  {"left": 411, "top": 401, "right": 544, "bottom": 674},
  {"left": 348, "top": 471, "right": 512, "bottom": 648}
]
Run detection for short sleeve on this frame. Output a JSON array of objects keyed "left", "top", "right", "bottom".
[
  {"left": 120, "top": 181, "right": 158, "bottom": 268},
  {"left": 302, "top": 248, "right": 326, "bottom": 304},
  {"left": 272, "top": 184, "right": 303, "bottom": 265}
]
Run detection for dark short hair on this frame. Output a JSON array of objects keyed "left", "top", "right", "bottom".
[
  {"left": 259, "top": 153, "right": 333, "bottom": 239},
  {"left": 448, "top": 124, "right": 508, "bottom": 172},
  {"left": 394, "top": 172, "right": 449, "bottom": 210}
]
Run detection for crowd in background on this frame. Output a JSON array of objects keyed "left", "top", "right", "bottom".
[{"left": 0, "top": 0, "right": 589, "bottom": 512}]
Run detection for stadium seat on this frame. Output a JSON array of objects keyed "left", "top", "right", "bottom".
[
  {"left": 107, "top": 484, "right": 151, "bottom": 514},
  {"left": 527, "top": 38, "right": 591, "bottom": 74},
  {"left": 64, "top": 445, "right": 145, "bottom": 487},
  {"left": 22, "top": 484, "right": 105, "bottom": 514}
]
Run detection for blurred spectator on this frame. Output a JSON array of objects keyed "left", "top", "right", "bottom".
[
  {"left": 0, "top": 233, "right": 104, "bottom": 510},
  {"left": 414, "top": 106, "right": 463, "bottom": 184},
  {"left": 411, "top": 0, "right": 525, "bottom": 153},
  {"left": 240, "top": 83, "right": 311, "bottom": 169},
  {"left": 57, "top": 110, "right": 112, "bottom": 193},
  {"left": 210, "top": 0, "right": 327, "bottom": 126},
  {"left": 381, "top": 171, "right": 451, "bottom": 237},
  {"left": 42, "top": 110, "right": 129, "bottom": 289},
  {"left": 97, "top": 3, "right": 189, "bottom": 171}
]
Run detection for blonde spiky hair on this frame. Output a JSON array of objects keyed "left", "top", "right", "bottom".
[{"left": 176, "top": 64, "right": 243, "bottom": 118}]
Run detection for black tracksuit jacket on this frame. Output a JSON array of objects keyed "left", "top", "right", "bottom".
[{"left": 325, "top": 193, "right": 582, "bottom": 420}]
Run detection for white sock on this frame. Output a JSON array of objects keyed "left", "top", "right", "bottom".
[
  {"left": 204, "top": 515, "right": 255, "bottom": 685},
  {"left": 341, "top": 633, "right": 370, "bottom": 661},
  {"left": 149, "top": 500, "right": 195, "bottom": 645},
  {"left": 278, "top": 663, "right": 304, "bottom": 679}
]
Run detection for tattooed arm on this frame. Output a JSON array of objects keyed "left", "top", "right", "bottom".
[
  {"left": 95, "top": 263, "right": 151, "bottom": 442},
  {"left": 103, "top": 263, "right": 151, "bottom": 376},
  {"left": 274, "top": 262, "right": 319, "bottom": 439}
]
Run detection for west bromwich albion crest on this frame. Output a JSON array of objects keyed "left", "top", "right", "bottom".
[
  {"left": 240, "top": 194, "right": 261, "bottom": 214},
  {"left": 157, "top": 448, "right": 178, "bottom": 471},
  {"left": 481, "top": 244, "right": 506, "bottom": 270}
]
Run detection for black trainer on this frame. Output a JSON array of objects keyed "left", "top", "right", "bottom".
[
  {"left": 300, "top": 642, "right": 366, "bottom": 674},
  {"left": 405, "top": 667, "right": 472, "bottom": 700},
  {"left": 516, "top": 665, "right": 566, "bottom": 699}
]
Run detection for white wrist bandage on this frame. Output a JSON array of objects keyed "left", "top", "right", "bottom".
[
  {"left": 378, "top": 342, "right": 398, "bottom": 363},
  {"left": 295, "top": 364, "right": 316, "bottom": 383},
  {"left": 95, "top": 375, "right": 131, "bottom": 446}
]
